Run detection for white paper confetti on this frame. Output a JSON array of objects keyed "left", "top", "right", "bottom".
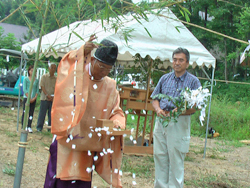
[
  {"left": 69, "top": 134, "right": 73, "bottom": 140},
  {"left": 86, "top": 167, "right": 92, "bottom": 173},
  {"left": 110, "top": 136, "right": 115, "bottom": 141},
  {"left": 72, "top": 144, "right": 76, "bottom": 149},
  {"left": 95, "top": 128, "right": 99, "bottom": 132},
  {"left": 71, "top": 180, "right": 76, "bottom": 184},
  {"left": 123, "top": 134, "right": 127, "bottom": 137},
  {"left": 93, "top": 156, "right": 98, "bottom": 161},
  {"left": 131, "top": 115, "right": 135, "bottom": 120},
  {"left": 45, "top": 121, "right": 48, "bottom": 125},
  {"left": 97, "top": 133, "right": 102, "bottom": 137},
  {"left": 88, "top": 150, "right": 91, "bottom": 156},
  {"left": 93, "top": 84, "right": 97, "bottom": 89},
  {"left": 59, "top": 118, "right": 63, "bottom": 121},
  {"left": 103, "top": 148, "right": 107, "bottom": 154},
  {"left": 89, "top": 126, "right": 93, "bottom": 129},
  {"left": 53, "top": 174, "right": 56, "bottom": 179},
  {"left": 131, "top": 128, "right": 134, "bottom": 133},
  {"left": 132, "top": 181, "right": 137, "bottom": 185},
  {"left": 82, "top": 98, "right": 85, "bottom": 102},
  {"left": 119, "top": 170, "right": 123, "bottom": 176},
  {"left": 88, "top": 133, "right": 92, "bottom": 138},
  {"left": 79, "top": 93, "right": 82, "bottom": 95},
  {"left": 69, "top": 93, "right": 74, "bottom": 99},
  {"left": 92, "top": 116, "right": 95, "bottom": 119},
  {"left": 11, "top": 107, "right": 14, "bottom": 110},
  {"left": 133, "top": 140, "right": 137, "bottom": 145},
  {"left": 20, "top": 83, "right": 23, "bottom": 87},
  {"left": 133, "top": 111, "right": 136, "bottom": 114},
  {"left": 125, "top": 110, "right": 129, "bottom": 114},
  {"left": 106, "top": 131, "right": 110, "bottom": 135},
  {"left": 143, "top": 110, "right": 146, "bottom": 114},
  {"left": 133, "top": 173, "right": 136, "bottom": 178},
  {"left": 107, "top": 148, "right": 111, "bottom": 153},
  {"left": 92, "top": 165, "right": 95, "bottom": 170},
  {"left": 66, "top": 138, "right": 70, "bottom": 143},
  {"left": 103, "top": 109, "right": 107, "bottom": 112},
  {"left": 130, "top": 135, "right": 133, "bottom": 141},
  {"left": 29, "top": 116, "right": 33, "bottom": 120},
  {"left": 74, "top": 163, "right": 77, "bottom": 166},
  {"left": 102, "top": 126, "right": 109, "bottom": 131},
  {"left": 100, "top": 152, "right": 104, "bottom": 156},
  {"left": 91, "top": 76, "right": 94, "bottom": 80},
  {"left": 114, "top": 169, "right": 118, "bottom": 173}
]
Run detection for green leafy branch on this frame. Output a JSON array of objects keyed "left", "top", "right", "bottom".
[{"left": 152, "top": 93, "right": 187, "bottom": 127}]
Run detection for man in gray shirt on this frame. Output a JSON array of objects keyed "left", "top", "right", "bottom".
[
  {"left": 151, "top": 47, "right": 201, "bottom": 188},
  {"left": 36, "top": 63, "right": 57, "bottom": 132}
]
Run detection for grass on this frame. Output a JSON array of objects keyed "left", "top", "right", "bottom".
[
  {"left": 1, "top": 95, "right": 250, "bottom": 187},
  {"left": 5, "top": 130, "right": 17, "bottom": 137},
  {"left": 184, "top": 174, "right": 240, "bottom": 188},
  {"left": 191, "top": 95, "right": 250, "bottom": 141},
  {"left": 121, "top": 155, "right": 154, "bottom": 179},
  {"left": 184, "top": 155, "right": 195, "bottom": 162},
  {"left": 2, "top": 163, "right": 16, "bottom": 176},
  {"left": 28, "top": 146, "right": 38, "bottom": 153}
]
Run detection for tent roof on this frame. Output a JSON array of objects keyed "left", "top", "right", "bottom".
[
  {"left": 22, "top": 8, "right": 216, "bottom": 68},
  {"left": 0, "top": 49, "right": 28, "bottom": 59}
]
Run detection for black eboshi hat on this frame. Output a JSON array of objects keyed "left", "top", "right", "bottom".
[{"left": 93, "top": 39, "right": 118, "bottom": 66}]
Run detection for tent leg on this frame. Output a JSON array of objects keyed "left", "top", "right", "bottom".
[
  {"left": 16, "top": 53, "right": 24, "bottom": 132},
  {"left": 203, "top": 67, "right": 215, "bottom": 158}
]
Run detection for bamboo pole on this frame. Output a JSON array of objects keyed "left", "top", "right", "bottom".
[{"left": 13, "top": 1, "right": 50, "bottom": 187}]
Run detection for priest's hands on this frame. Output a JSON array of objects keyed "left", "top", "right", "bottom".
[
  {"left": 84, "top": 35, "right": 98, "bottom": 56},
  {"left": 113, "top": 119, "right": 125, "bottom": 129}
]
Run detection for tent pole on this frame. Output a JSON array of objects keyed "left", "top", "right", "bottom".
[
  {"left": 145, "top": 58, "right": 153, "bottom": 110},
  {"left": 201, "top": 66, "right": 211, "bottom": 80},
  {"left": 16, "top": 52, "right": 24, "bottom": 132},
  {"left": 203, "top": 66, "right": 215, "bottom": 158}
]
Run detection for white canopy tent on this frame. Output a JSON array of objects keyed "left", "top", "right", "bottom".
[
  {"left": 22, "top": 8, "right": 216, "bottom": 157},
  {"left": 22, "top": 8, "right": 215, "bottom": 68}
]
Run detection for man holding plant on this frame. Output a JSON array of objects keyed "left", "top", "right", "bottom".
[{"left": 151, "top": 47, "right": 201, "bottom": 188}]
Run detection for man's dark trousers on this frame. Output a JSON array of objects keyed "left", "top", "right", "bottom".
[{"left": 36, "top": 100, "right": 52, "bottom": 131}]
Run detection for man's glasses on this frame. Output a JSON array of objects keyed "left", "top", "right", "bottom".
[{"left": 96, "top": 62, "right": 113, "bottom": 72}]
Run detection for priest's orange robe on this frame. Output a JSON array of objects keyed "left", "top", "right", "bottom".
[{"left": 51, "top": 45, "right": 125, "bottom": 187}]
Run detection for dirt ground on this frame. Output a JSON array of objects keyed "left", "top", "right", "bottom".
[{"left": 0, "top": 108, "right": 250, "bottom": 188}]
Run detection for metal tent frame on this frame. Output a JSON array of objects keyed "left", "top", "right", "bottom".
[{"left": 0, "top": 49, "right": 28, "bottom": 131}]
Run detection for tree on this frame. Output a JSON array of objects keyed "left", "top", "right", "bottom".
[
  {"left": 0, "top": 26, "right": 21, "bottom": 69},
  {"left": 171, "top": 0, "right": 250, "bottom": 81}
]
